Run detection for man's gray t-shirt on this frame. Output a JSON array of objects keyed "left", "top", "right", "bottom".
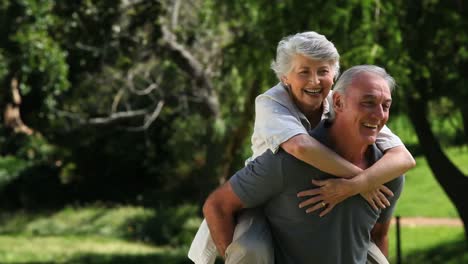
[{"left": 230, "top": 120, "right": 404, "bottom": 264}]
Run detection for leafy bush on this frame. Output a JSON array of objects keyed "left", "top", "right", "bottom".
[
  {"left": 0, "top": 156, "right": 29, "bottom": 190},
  {"left": 134, "top": 204, "right": 201, "bottom": 246}
]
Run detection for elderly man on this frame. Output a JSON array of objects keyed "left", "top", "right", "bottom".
[{"left": 203, "top": 65, "right": 404, "bottom": 264}]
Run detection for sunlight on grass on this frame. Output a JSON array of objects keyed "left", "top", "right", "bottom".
[
  {"left": 445, "top": 145, "right": 468, "bottom": 174},
  {"left": 394, "top": 150, "right": 461, "bottom": 218},
  {"left": 0, "top": 235, "right": 189, "bottom": 263}
]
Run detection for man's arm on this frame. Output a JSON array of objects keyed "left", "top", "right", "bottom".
[
  {"left": 203, "top": 182, "right": 244, "bottom": 257},
  {"left": 370, "top": 221, "right": 391, "bottom": 257}
]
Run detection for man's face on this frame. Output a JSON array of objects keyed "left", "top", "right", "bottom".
[
  {"left": 338, "top": 73, "right": 392, "bottom": 145},
  {"left": 282, "top": 54, "right": 334, "bottom": 114}
]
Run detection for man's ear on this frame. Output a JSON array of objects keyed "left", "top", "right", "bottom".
[{"left": 333, "top": 92, "right": 344, "bottom": 112}]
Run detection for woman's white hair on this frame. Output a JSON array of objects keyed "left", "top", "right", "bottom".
[{"left": 271, "top": 31, "right": 340, "bottom": 81}]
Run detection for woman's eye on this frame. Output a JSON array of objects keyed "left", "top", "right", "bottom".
[{"left": 319, "top": 70, "right": 329, "bottom": 75}]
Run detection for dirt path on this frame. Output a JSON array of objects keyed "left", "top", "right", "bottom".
[{"left": 390, "top": 217, "right": 463, "bottom": 227}]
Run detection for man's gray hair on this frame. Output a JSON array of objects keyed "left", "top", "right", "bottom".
[
  {"left": 333, "top": 65, "right": 396, "bottom": 95},
  {"left": 328, "top": 65, "right": 396, "bottom": 121},
  {"left": 271, "top": 31, "right": 340, "bottom": 81}
]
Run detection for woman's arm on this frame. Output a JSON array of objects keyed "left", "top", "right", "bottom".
[
  {"left": 296, "top": 145, "right": 415, "bottom": 216},
  {"left": 281, "top": 134, "right": 362, "bottom": 178},
  {"left": 349, "top": 145, "right": 415, "bottom": 193}
]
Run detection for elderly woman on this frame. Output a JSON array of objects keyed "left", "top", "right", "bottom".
[{"left": 189, "top": 31, "right": 415, "bottom": 264}]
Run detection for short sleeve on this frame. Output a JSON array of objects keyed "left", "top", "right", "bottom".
[
  {"left": 230, "top": 151, "right": 284, "bottom": 208},
  {"left": 377, "top": 175, "right": 405, "bottom": 223},
  {"left": 254, "top": 96, "right": 308, "bottom": 154},
  {"left": 376, "top": 125, "right": 404, "bottom": 151}
]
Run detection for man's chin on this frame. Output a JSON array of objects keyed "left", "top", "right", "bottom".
[{"left": 361, "top": 135, "right": 377, "bottom": 145}]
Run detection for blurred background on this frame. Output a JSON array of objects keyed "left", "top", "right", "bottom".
[{"left": 0, "top": 0, "right": 467, "bottom": 263}]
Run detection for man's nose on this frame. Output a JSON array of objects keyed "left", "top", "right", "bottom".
[{"left": 373, "top": 105, "right": 385, "bottom": 119}]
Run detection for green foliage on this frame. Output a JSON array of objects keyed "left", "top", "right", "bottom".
[
  {"left": 1, "top": 0, "right": 70, "bottom": 113},
  {"left": 0, "top": 50, "right": 7, "bottom": 81},
  {"left": 0, "top": 156, "right": 29, "bottom": 190}
]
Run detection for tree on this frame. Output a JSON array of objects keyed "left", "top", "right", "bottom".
[{"left": 374, "top": 0, "right": 468, "bottom": 241}]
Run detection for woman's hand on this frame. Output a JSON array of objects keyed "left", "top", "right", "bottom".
[
  {"left": 297, "top": 179, "right": 394, "bottom": 217},
  {"left": 360, "top": 185, "right": 394, "bottom": 210},
  {"left": 297, "top": 178, "right": 355, "bottom": 217}
]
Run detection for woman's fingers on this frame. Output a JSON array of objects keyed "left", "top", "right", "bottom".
[
  {"left": 373, "top": 194, "right": 386, "bottom": 209},
  {"left": 377, "top": 191, "right": 390, "bottom": 207},
  {"left": 305, "top": 201, "right": 326, "bottom": 213},
  {"left": 299, "top": 195, "right": 322, "bottom": 208},
  {"left": 297, "top": 188, "right": 321, "bottom": 197},
  {"left": 368, "top": 196, "right": 378, "bottom": 211},
  {"left": 379, "top": 185, "right": 394, "bottom": 198},
  {"left": 311, "top": 179, "right": 327, "bottom": 187},
  {"left": 319, "top": 204, "right": 334, "bottom": 217}
]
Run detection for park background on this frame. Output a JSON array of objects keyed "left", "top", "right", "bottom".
[{"left": 0, "top": 0, "right": 467, "bottom": 263}]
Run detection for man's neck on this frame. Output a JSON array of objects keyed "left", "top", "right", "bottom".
[
  {"left": 328, "top": 121, "right": 370, "bottom": 169},
  {"left": 301, "top": 105, "right": 323, "bottom": 128}
]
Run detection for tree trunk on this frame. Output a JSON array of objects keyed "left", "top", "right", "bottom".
[
  {"left": 3, "top": 75, "right": 33, "bottom": 135},
  {"left": 461, "top": 106, "right": 468, "bottom": 142},
  {"left": 220, "top": 79, "right": 261, "bottom": 181},
  {"left": 197, "top": 78, "right": 261, "bottom": 205},
  {"left": 407, "top": 93, "right": 468, "bottom": 242}
]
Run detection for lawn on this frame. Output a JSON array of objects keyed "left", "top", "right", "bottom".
[
  {"left": 0, "top": 235, "right": 191, "bottom": 264},
  {"left": 388, "top": 226, "right": 467, "bottom": 264},
  {"left": 393, "top": 146, "right": 468, "bottom": 218}
]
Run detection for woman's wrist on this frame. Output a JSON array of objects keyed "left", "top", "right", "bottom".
[{"left": 348, "top": 173, "right": 370, "bottom": 195}]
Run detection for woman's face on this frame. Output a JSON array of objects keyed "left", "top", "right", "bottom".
[{"left": 282, "top": 54, "right": 334, "bottom": 114}]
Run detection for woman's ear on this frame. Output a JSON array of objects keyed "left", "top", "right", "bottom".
[{"left": 281, "top": 76, "right": 288, "bottom": 86}]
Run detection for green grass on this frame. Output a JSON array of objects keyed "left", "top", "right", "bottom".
[
  {"left": 388, "top": 226, "right": 467, "bottom": 264},
  {"left": 0, "top": 204, "right": 200, "bottom": 263},
  {"left": 0, "top": 235, "right": 191, "bottom": 264},
  {"left": 0, "top": 206, "right": 153, "bottom": 237},
  {"left": 446, "top": 145, "right": 468, "bottom": 174},
  {"left": 393, "top": 146, "right": 468, "bottom": 218}
]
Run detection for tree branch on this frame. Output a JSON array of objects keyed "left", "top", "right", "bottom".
[{"left": 160, "top": 24, "right": 220, "bottom": 119}]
